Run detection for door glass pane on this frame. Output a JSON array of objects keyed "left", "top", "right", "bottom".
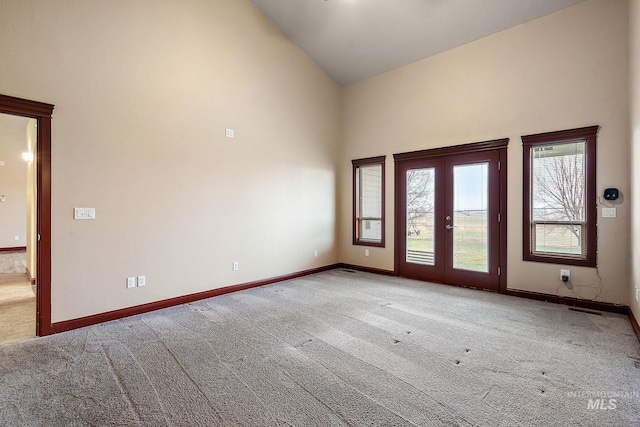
[
  {"left": 453, "top": 163, "right": 488, "bottom": 272},
  {"left": 406, "top": 168, "right": 435, "bottom": 265}
]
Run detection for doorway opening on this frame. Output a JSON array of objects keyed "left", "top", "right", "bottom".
[
  {"left": 394, "top": 139, "right": 508, "bottom": 292},
  {"left": 0, "top": 94, "right": 54, "bottom": 337},
  {"left": 0, "top": 113, "right": 34, "bottom": 343}
]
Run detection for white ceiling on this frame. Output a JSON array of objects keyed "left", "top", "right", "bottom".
[{"left": 251, "top": 0, "right": 585, "bottom": 87}]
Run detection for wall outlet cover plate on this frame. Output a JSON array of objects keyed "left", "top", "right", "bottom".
[{"left": 602, "top": 207, "right": 617, "bottom": 218}]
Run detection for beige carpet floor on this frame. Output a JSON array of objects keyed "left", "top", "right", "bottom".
[
  {"left": 0, "top": 273, "right": 36, "bottom": 344},
  {"left": 1, "top": 269, "right": 639, "bottom": 426}
]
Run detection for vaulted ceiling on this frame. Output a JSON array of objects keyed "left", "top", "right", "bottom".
[{"left": 251, "top": 0, "right": 585, "bottom": 86}]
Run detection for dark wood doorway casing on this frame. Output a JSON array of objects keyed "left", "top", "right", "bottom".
[
  {"left": 0, "top": 94, "right": 54, "bottom": 336},
  {"left": 394, "top": 139, "right": 508, "bottom": 293}
]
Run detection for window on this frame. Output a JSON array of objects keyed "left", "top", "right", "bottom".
[
  {"left": 353, "top": 156, "right": 385, "bottom": 247},
  {"left": 522, "top": 126, "right": 598, "bottom": 266}
]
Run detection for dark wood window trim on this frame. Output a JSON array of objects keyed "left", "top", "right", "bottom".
[
  {"left": 0, "top": 94, "right": 54, "bottom": 336},
  {"left": 522, "top": 126, "right": 598, "bottom": 267},
  {"left": 352, "top": 156, "right": 386, "bottom": 247}
]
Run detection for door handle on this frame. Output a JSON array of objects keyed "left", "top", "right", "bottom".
[{"left": 446, "top": 224, "right": 456, "bottom": 230}]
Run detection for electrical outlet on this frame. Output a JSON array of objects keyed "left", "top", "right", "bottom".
[
  {"left": 233, "top": 261, "right": 239, "bottom": 271},
  {"left": 126, "top": 277, "right": 136, "bottom": 289},
  {"left": 313, "top": 249, "right": 318, "bottom": 258},
  {"left": 225, "top": 128, "right": 234, "bottom": 138},
  {"left": 137, "top": 276, "right": 146, "bottom": 287},
  {"left": 636, "top": 288, "right": 639, "bottom": 303},
  {"left": 560, "top": 269, "right": 570, "bottom": 282},
  {"left": 365, "top": 249, "right": 370, "bottom": 257},
  {"left": 15, "top": 236, "right": 19, "bottom": 241}
]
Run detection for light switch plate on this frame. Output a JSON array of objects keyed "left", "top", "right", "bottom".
[
  {"left": 602, "top": 207, "right": 616, "bottom": 218},
  {"left": 74, "top": 207, "right": 96, "bottom": 220},
  {"left": 0, "top": 195, "right": 5, "bottom": 203}
]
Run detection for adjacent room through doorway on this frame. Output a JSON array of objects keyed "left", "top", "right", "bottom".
[{"left": 0, "top": 112, "right": 36, "bottom": 343}]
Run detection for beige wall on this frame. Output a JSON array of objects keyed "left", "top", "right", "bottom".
[
  {"left": 630, "top": 0, "right": 640, "bottom": 320},
  {"left": 0, "top": 114, "right": 28, "bottom": 248},
  {"left": 0, "top": 0, "right": 634, "bottom": 324},
  {"left": 340, "top": 0, "right": 630, "bottom": 305},
  {"left": 0, "top": 0, "right": 341, "bottom": 322}
]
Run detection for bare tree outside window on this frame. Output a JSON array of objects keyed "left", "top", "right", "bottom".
[
  {"left": 406, "top": 168, "right": 434, "bottom": 235},
  {"left": 405, "top": 168, "right": 436, "bottom": 265},
  {"left": 531, "top": 141, "right": 586, "bottom": 255}
]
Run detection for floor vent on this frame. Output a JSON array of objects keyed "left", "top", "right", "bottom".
[{"left": 568, "top": 307, "right": 603, "bottom": 316}]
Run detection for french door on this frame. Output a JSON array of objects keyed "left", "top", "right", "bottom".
[{"left": 395, "top": 142, "right": 507, "bottom": 291}]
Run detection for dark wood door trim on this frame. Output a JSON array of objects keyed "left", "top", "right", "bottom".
[
  {"left": 498, "top": 146, "right": 508, "bottom": 293},
  {"left": 393, "top": 138, "right": 509, "bottom": 162},
  {"left": 0, "top": 94, "right": 54, "bottom": 336},
  {"left": 394, "top": 138, "right": 509, "bottom": 292}
]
